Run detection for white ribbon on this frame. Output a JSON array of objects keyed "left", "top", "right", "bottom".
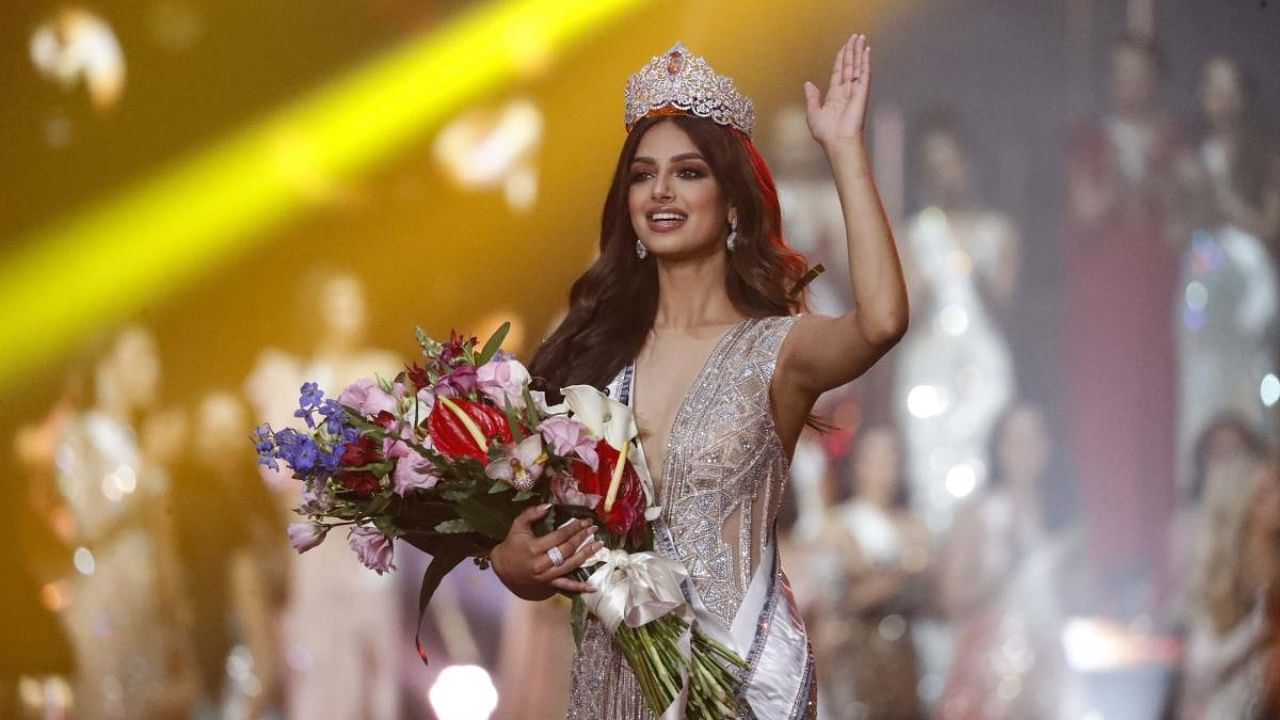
[{"left": 581, "top": 548, "right": 691, "bottom": 634}]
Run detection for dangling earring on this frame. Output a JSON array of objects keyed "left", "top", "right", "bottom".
[
  {"left": 726, "top": 218, "right": 738, "bottom": 252},
  {"left": 635, "top": 239, "right": 648, "bottom": 259}
]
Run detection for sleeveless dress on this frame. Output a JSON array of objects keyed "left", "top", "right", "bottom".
[{"left": 566, "top": 316, "right": 819, "bottom": 720}]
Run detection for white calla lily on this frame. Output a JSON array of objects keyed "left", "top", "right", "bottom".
[
  {"left": 603, "top": 396, "right": 637, "bottom": 449},
  {"left": 560, "top": 384, "right": 609, "bottom": 436}
]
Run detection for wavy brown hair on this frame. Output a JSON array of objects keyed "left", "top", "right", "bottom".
[{"left": 530, "top": 114, "right": 809, "bottom": 394}]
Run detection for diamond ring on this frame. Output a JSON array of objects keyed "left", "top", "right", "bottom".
[{"left": 547, "top": 545, "right": 565, "bottom": 567}]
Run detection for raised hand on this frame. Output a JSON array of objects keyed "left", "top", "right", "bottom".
[{"left": 803, "top": 34, "right": 871, "bottom": 151}]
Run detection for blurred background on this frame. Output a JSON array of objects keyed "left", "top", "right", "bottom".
[{"left": 3, "top": 0, "right": 1279, "bottom": 718}]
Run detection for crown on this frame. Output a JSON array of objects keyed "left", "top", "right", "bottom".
[{"left": 623, "top": 42, "right": 755, "bottom": 138}]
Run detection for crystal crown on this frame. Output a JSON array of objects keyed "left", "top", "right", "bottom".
[{"left": 623, "top": 42, "right": 755, "bottom": 137}]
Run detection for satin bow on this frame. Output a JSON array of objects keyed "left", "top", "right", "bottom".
[{"left": 581, "top": 548, "right": 691, "bottom": 633}]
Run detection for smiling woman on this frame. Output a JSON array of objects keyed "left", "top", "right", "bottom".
[
  {"left": 529, "top": 110, "right": 810, "bottom": 394},
  {"left": 488, "top": 36, "right": 907, "bottom": 719}
]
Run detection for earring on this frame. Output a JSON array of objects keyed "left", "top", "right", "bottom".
[
  {"left": 635, "top": 239, "right": 648, "bottom": 259},
  {"left": 726, "top": 218, "right": 738, "bottom": 252}
]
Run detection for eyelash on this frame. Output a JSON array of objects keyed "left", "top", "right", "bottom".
[{"left": 630, "top": 168, "right": 706, "bottom": 183}]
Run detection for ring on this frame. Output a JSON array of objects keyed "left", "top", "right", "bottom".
[{"left": 547, "top": 546, "right": 565, "bottom": 567}]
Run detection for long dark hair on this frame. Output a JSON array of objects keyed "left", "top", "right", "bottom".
[{"left": 530, "top": 114, "right": 809, "bottom": 393}]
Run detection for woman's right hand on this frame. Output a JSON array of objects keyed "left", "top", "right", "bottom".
[{"left": 491, "top": 503, "right": 601, "bottom": 601}]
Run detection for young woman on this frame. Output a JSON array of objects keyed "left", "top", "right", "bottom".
[
  {"left": 815, "top": 426, "right": 930, "bottom": 720},
  {"left": 489, "top": 35, "right": 907, "bottom": 718}
]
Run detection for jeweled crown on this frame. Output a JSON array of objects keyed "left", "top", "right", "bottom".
[{"left": 623, "top": 42, "right": 755, "bottom": 138}]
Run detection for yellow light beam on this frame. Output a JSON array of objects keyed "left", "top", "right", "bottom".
[{"left": 0, "top": 0, "right": 645, "bottom": 392}]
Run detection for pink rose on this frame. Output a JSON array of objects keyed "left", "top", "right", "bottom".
[
  {"left": 383, "top": 437, "right": 440, "bottom": 494},
  {"left": 476, "top": 358, "right": 532, "bottom": 408},
  {"left": 338, "top": 378, "right": 399, "bottom": 417},
  {"left": 540, "top": 415, "right": 599, "bottom": 471},
  {"left": 288, "top": 522, "right": 326, "bottom": 553},
  {"left": 349, "top": 525, "right": 395, "bottom": 574}
]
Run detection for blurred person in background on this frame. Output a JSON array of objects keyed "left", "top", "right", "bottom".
[
  {"left": 1064, "top": 35, "right": 1184, "bottom": 611},
  {"left": 813, "top": 425, "right": 930, "bottom": 720},
  {"left": 939, "top": 403, "right": 1086, "bottom": 720},
  {"left": 1167, "top": 413, "right": 1271, "bottom": 629},
  {"left": 1175, "top": 55, "right": 1280, "bottom": 492},
  {"left": 169, "top": 392, "right": 289, "bottom": 720},
  {"left": 243, "top": 271, "right": 402, "bottom": 720},
  {"left": 1176, "top": 451, "right": 1280, "bottom": 720},
  {"left": 895, "top": 113, "right": 1018, "bottom": 534},
  {"left": 50, "top": 327, "right": 200, "bottom": 719}
]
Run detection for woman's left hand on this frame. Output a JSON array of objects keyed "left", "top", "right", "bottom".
[{"left": 804, "top": 33, "right": 871, "bottom": 151}]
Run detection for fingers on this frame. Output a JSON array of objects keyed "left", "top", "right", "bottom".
[
  {"left": 842, "top": 36, "right": 855, "bottom": 87},
  {"left": 861, "top": 45, "right": 872, "bottom": 91},
  {"left": 550, "top": 576, "right": 596, "bottom": 594},
  {"left": 534, "top": 525, "right": 597, "bottom": 575},
  {"left": 803, "top": 81, "right": 821, "bottom": 115},
  {"left": 543, "top": 537, "right": 605, "bottom": 580},
  {"left": 828, "top": 42, "right": 844, "bottom": 96},
  {"left": 533, "top": 516, "right": 593, "bottom": 553},
  {"left": 510, "top": 503, "right": 550, "bottom": 533}
]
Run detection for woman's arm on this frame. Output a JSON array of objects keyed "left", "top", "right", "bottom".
[{"left": 776, "top": 35, "right": 908, "bottom": 411}]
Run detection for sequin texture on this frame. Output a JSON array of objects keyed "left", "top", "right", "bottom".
[{"left": 566, "top": 316, "right": 815, "bottom": 719}]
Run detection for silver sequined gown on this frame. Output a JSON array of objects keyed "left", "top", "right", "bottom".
[{"left": 567, "top": 316, "right": 819, "bottom": 720}]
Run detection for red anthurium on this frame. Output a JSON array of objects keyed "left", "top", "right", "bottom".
[
  {"left": 572, "top": 438, "right": 646, "bottom": 543},
  {"left": 428, "top": 397, "right": 512, "bottom": 462}
]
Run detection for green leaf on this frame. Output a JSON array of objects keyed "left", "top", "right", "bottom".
[
  {"left": 415, "top": 326, "right": 432, "bottom": 354},
  {"left": 503, "top": 397, "right": 524, "bottom": 443},
  {"left": 455, "top": 496, "right": 517, "bottom": 542},
  {"left": 432, "top": 519, "right": 473, "bottom": 534},
  {"left": 570, "top": 594, "right": 586, "bottom": 652},
  {"left": 513, "top": 489, "right": 538, "bottom": 502},
  {"left": 375, "top": 373, "right": 394, "bottom": 393},
  {"left": 415, "top": 549, "right": 467, "bottom": 665},
  {"left": 477, "top": 321, "right": 511, "bottom": 365},
  {"left": 488, "top": 480, "right": 512, "bottom": 494}
]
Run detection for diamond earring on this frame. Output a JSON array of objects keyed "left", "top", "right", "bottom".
[
  {"left": 726, "top": 218, "right": 738, "bottom": 252},
  {"left": 635, "top": 239, "right": 648, "bottom": 259}
]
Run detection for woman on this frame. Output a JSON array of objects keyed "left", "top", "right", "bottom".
[
  {"left": 895, "top": 115, "right": 1019, "bottom": 531},
  {"left": 815, "top": 426, "right": 930, "bottom": 720},
  {"left": 1175, "top": 55, "right": 1280, "bottom": 488},
  {"left": 1177, "top": 454, "right": 1280, "bottom": 720},
  {"left": 1064, "top": 36, "right": 1182, "bottom": 600},
  {"left": 52, "top": 327, "right": 201, "bottom": 719},
  {"left": 939, "top": 403, "right": 1085, "bottom": 720},
  {"left": 489, "top": 35, "right": 907, "bottom": 718}
]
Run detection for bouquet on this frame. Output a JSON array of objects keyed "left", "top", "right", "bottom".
[{"left": 253, "top": 324, "right": 747, "bottom": 718}]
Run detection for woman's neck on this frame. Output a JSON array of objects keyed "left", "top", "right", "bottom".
[{"left": 652, "top": 252, "right": 742, "bottom": 331}]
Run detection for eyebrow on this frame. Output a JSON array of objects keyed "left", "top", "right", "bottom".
[{"left": 631, "top": 152, "right": 707, "bottom": 164}]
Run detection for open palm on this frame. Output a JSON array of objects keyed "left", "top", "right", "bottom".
[{"left": 804, "top": 34, "right": 871, "bottom": 149}]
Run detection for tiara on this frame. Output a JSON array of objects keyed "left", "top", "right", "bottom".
[{"left": 623, "top": 42, "right": 755, "bottom": 138}]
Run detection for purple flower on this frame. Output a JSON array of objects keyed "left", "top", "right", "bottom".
[
  {"left": 484, "top": 435, "right": 547, "bottom": 491},
  {"left": 540, "top": 416, "right": 599, "bottom": 471},
  {"left": 383, "top": 438, "right": 440, "bottom": 495},
  {"left": 288, "top": 522, "right": 326, "bottom": 553},
  {"left": 299, "top": 382, "right": 324, "bottom": 409},
  {"left": 338, "top": 378, "right": 400, "bottom": 417},
  {"left": 476, "top": 358, "right": 532, "bottom": 408},
  {"left": 349, "top": 525, "right": 396, "bottom": 575},
  {"left": 434, "top": 365, "right": 478, "bottom": 398}
]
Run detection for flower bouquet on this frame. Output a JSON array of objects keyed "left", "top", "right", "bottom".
[{"left": 253, "top": 324, "right": 747, "bottom": 718}]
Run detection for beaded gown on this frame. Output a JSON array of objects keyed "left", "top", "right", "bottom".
[{"left": 566, "top": 316, "right": 819, "bottom": 720}]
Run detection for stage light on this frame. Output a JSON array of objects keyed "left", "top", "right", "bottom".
[
  {"left": 428, "top": 664, "right": 498, "bottom": 720},
  {"left": 0, "top": 0, "right": 646, "bottom": 394},
  {"left": 30, "top": 8, "right": 126, "bottom": 111}
]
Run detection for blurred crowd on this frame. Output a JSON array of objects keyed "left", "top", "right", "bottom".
[{"left": 5, "top": 33, "right": 1280, "bottom": 720}]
